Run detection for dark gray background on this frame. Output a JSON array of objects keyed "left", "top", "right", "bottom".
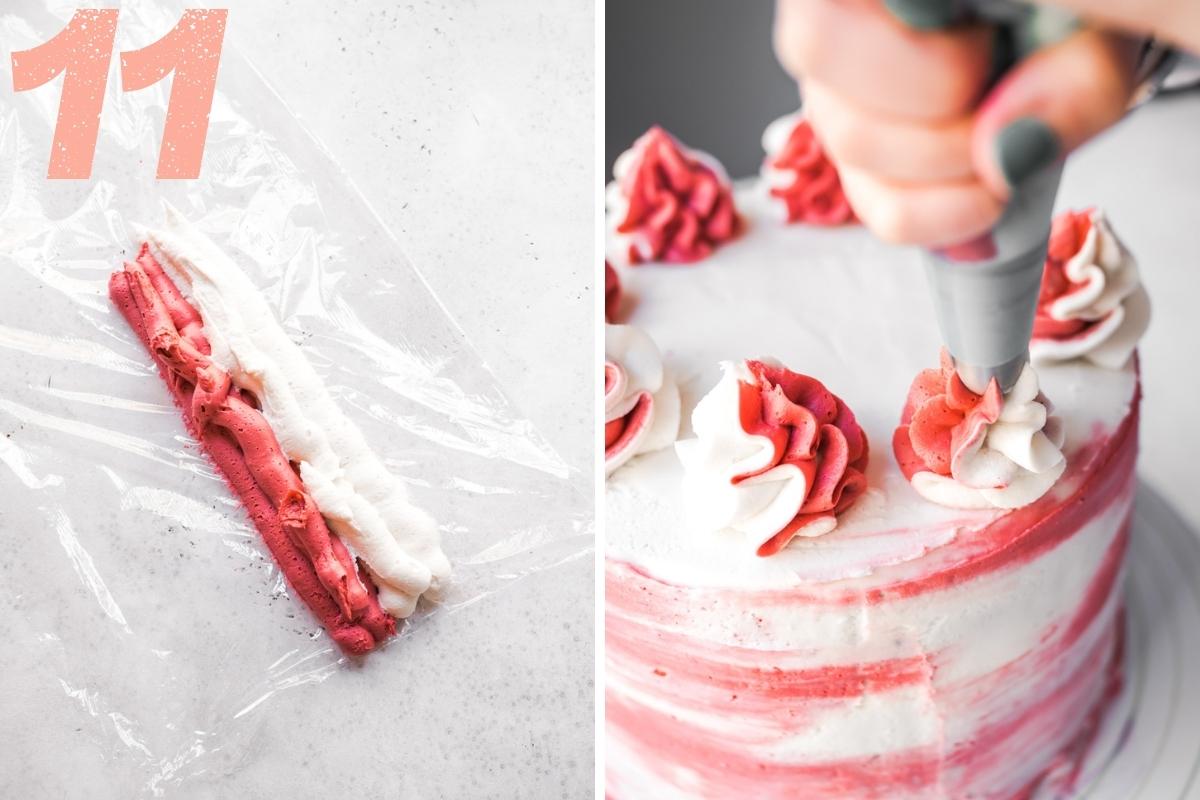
[{"left": 606, "top": 0, "right": 799, "bottom": 179}]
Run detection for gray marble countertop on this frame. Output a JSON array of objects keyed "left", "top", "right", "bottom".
[{"left": 158, "top": 2, "right": 596, "bottom": 797}]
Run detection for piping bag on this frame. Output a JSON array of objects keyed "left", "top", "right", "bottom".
[{"left": 922, "top": 1, "right": 1074, "bottom": 394}]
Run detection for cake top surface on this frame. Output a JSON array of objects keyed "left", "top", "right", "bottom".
[{"left": 606, "top": 185, "right": 1137, "bottom": 591}]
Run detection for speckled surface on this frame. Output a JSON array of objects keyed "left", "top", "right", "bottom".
[
  {"left": 0, "top": 1, "right": 594, "bottom": 798},
  {"left": 165, "top": 1, "right": 596, "bottom": 797}
]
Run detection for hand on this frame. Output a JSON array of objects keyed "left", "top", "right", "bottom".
[{"left": 773, "top": 0, "right": 1158, "bottom": 248}]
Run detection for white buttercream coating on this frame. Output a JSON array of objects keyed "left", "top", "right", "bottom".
[
  {"left": 605, "top": 324, "right": 680, "bottom": 476},
  {"left": 675, "top": 360, "right": 834, "bottom": 554},
  {"left": 1030, "top": 209, "right": 1150, "bottom": 369},
  {"left": 910, "top": 363, "right": 1067, "bottom": 510},
  {"left": 605, "top": 186, "right": 1138, "bottom": 590},
  {"left": 145, "top": 205, "right": 449, "bottom": 618}
]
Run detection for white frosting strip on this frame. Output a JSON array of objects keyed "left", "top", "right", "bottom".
[
  {"left": 145, "top": 205, "right": 448, "bottom": 618},
  {"left": 676, "top": 361, "right": 834, "bottom": 553},
  {"left": 1031, "top": 210, "right": 1150, "bottom": 369},
  {"left": 912, "top": 363, "right": 1066, "bottom": 510},
  {"left": 605, "top": 324, "right": 680, "bottom": 476}
]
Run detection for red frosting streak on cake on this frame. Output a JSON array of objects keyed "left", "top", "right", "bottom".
[
  {"left": 605, "top": 261, "right": 621, "bottom": 322},
  {"left": 616, "top": 126, "right": 740, "bottom": 264},
  {"left": 1033, "top": 209, "right": 1100, "bottom": 340},
  {"left": 607, "top": 609, "right": 1122, "bottom": 798},
  {"left": 109, "top": 246, "right": 395, "bottom": 655},
  {"left": 767, "top": 118, "right": 854, "bottom": 226},
  {"left": 608, "top": 621, "right": 930, "bottom": 704},
  {"left": 893, "top": 350, "right": 1003, "bottom": 481},
  {"left": 736, "top": 361, "right": 868, "bottom": 557},
  {"left": 606, "top": 471, "right": 1135, "bottom": 798}
]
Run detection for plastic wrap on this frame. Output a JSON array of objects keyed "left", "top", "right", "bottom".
[{"left": 0, "top": 1, "right": 590, "bottom": 794}]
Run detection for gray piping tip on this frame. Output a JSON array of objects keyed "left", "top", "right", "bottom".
[{"left": 953, "top": 353, "right": 1029, "bottom": 395}]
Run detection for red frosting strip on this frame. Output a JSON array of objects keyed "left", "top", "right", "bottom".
[
  {"left": 1033, "top": 209, "right": 1097, "bottom": 340},
  {"left": 736, "top": 361, "right": 868, "bottom": 556},
  {"left": 110, "top": 246, "right": 394, "bottom": 655},
  {"left": 605, "top": 261, "right": 621, "bottom": 322},
  {"left": 893, "top": 351, "right": 1002, "bottom": 481},
  {"left": 767, "top": 118, "right": 854, "bottom": 226},
  {"left": 615, "top": 126, "right": 740, "bottom": 264}
]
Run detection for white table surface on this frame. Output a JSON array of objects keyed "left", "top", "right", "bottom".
[
  {"left": 212, "top": 3, "right": 596, "bottom": 798},
  {"left": 2, "top": 2, "right": 594, "bottom": 799}
]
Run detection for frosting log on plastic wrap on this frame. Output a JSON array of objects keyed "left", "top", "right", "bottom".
[
  {"left": 109, "top": 247, "right": 394, "bottom": 655},
  {"left": 144, "top": 206, "right": 449, "bottom": 619}
]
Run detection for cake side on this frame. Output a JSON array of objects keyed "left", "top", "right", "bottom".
[
  {"left": 604, "top": 184, "right": 1143, "bottom": 799},
  {"left": 607, "top": 386, "right": 1136, "bottom": 798}
]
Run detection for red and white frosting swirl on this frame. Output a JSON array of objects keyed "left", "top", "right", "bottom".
[
  {"left": 675, "top": 360, "right": 869, "bottom": 557},
  {"left": 606, "top": 126, "right": 740, "bottom": 265},
  {"left": 761, "top": 112, "right": 854, "bottom": 226},
  {"left": 1030, "top": 208, "right": 1150, "bottom": 369},
  {"left": 893, "top": 352, "right": 1065, "bottom": 509},
  {"left": 605, "top": 324, "right": 680, "bottom": 476}
]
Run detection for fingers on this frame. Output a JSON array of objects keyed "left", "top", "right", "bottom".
[
  {"left": 774, "top": 0, "right": 994, "bottom": 120},
  {"left": 838, "top": 165, "right": 1004, "bottom": 248},
  {"left": 972, "top": 29, "right": 1140, "bottom": 197},
  {"left": 804, "top": 79, "right": 975, "bottom": 183},
  {"left": 1028, "top": 0, "right": 1200, "bottom": 53}
]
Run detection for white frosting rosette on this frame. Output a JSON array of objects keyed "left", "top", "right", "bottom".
[
  {"left": 675, "top": 360, "right": 869, "bottom": 555},
  {"left": 676, "top": 362, "right": 824, "bottom": 548},
  {"left": 1030, "top": 209, "right": 1150, "bottom": 369},
  {"left": 604, "top": 324, "right": 680, "bottom": 476},
  {"left": 908, "top": 364, "right": 1066, "bottom": 510}
]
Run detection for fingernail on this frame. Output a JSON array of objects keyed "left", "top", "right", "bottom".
[
  {"left": 995, "top": 117, "right": 1060, "bottom": 188},
  {"left": 883, "top": 0, "right": 957, "bottom": 30}
]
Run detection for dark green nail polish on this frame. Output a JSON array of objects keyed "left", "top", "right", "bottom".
[
  {"left": 883, "top": 0, "right": 956, "bottom": 30},
  {"left": 995, "top": 117, "right": 1060, "bottom": 188}
]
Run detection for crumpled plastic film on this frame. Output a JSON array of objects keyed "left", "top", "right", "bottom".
[{"left": 0, "top": 1, "right": 590, "bottom": 794}]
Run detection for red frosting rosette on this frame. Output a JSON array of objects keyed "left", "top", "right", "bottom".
[
  {"left": 892, "top": 351, "right": 1002, "bottom": 481},
  {"left": 605, "top": 261, "right": 621, "bottom": 322},
  {"left": 609, "top": 126, "right": 741, "bottom": 264},
  {"left": 737, "top": 360, "right": 869, "bottom": 556},
  {"left": 763, "top": 115, "right": 854, "bottom": 226}
]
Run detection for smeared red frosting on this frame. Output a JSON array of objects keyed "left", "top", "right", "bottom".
[
  {"left": 110, "top": 246, "right": 394, "bottom": 655},
  {"left": 736, "top": 360, "right": 868, "bottom": 556},
  {"left": 893, "top": 351, "right": 1002, "bottom": 482},
  {"left": 765, "top": 118, "right": 854, "bottom": 226},
  {"left": 605, "top": 261, "right": 621, "bottom": 322},
  {"left": 1033, "top": 209, "right": 1097, "bottom": 340},
  {"left": 612, "top": 126, "right": 740, "bottom": 264}
]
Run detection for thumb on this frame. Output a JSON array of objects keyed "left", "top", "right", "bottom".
[{"left": 971, "top": 28, "right": 1140, "bottom": 198}]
